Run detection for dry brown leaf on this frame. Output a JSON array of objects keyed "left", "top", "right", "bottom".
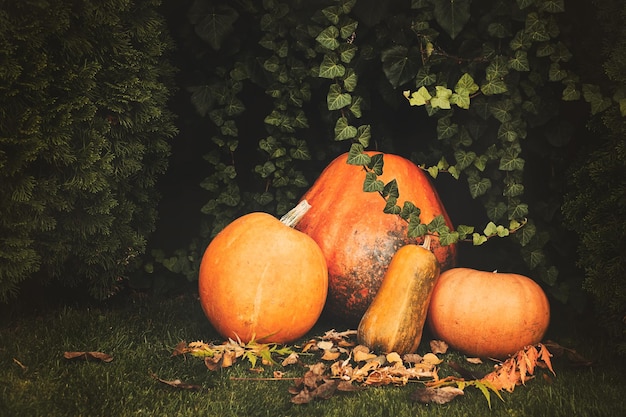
[
  {"left": 321, "top": 349, "right": 341, "bottom": 361},
  {"left": 317, "top": 340, "right": 334, "bottom": 351},
  {"left": 150, "top": 372, "right": 203, "bottom": 391},
  {"left": 281, "top": 352, "right": 300, "bottom": 366},
  {"left": 422, "top": 352, "right": 443, "bottom": 365},
  {"left": 403, "top": 353, "right": 423, "bottom": 363},
  {"left": 353, "top": 349, "right": 377, "bottom": 362},
  {"left": 386, "top": 352, "right": 402, "bottom": 364},
  {"left": 63, "top": 351, "right": 113, "bottom": 363},
  {"left": 466, "top": 357, "right": 483, "bottom": 364},
  {"left": 430, "top": 340, "right": 449, "bottom": 354},
  {"left": 411, "top": 386, "right": 464, "bottom": 404}
]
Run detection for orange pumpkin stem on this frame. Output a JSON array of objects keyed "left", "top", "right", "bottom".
[{"left": 279, "top": 200, "right": 311, "bottom": 228}]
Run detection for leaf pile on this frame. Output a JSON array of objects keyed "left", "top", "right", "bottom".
[
  {"left": 172, "top": 337, "right": 294, "bottom": 371},
  {"left": 171, "top": 330, "right": 560, "bottom": 408}
]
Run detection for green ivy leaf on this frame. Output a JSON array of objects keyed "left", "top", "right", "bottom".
[
  {"left": 483, "top": 221, "right": 498, "bottom": 236},
  {"left": 548, "top": 62, "right": 567, "bottom": 81},
  {"left": 334, "top": 116, "right": 357, "bottom": 140},
  {"left": 368, "top": 153, "right": 384, "bottom": 175},
  {"left": 339, "top": 19, "right": 358, "bottom": 39},
  {"left": 327, "top": 84, "right": 352, "bottom": 110},
  {"left": 415, "top": 67, "right": 437, "bottom": 87},
  {"left": 454, "top": 150, "right": 476, "bottom": 170},
  {"left": 400, "top": 201, "right": 420, "bottom": 220},
  {"left": 582, "top": 84, "right": 612, "bottom": 114},
  {"left": 489, "top": 99, "right": 514, "bottom": 122},
  {"left": 321, "top": 6, "right": 340, "bottom": 25},
  {"left": 481, "top": 79, "right": 508, "bottom": 95},
  {"left": 486, "top": 201, "right": 507, "bottom": 221},
  {"left": 382, "top": 179, "right": 399, "bottom": 199},
  {"left": 436, "top": 116, "right": 458, "bottom": 139},
  {"left": 525, "top": 12, "right": 550, "bottom": 42},
  {"left": 516, "top": 221, "right": 536, "bottom": 246},
  {"left": 427, "top": 215, "right": 448, "bottom": 233},
  {"left": 433, "top": 0, "right": 471, "bottom": 39},
  {"left": 408, "top": 218, "right": 428, "bottom": 238},
  {"left": 347, "top": 143, "right": 370, "bottom": 165},
  {"left": 499, "top": 153, "right": 525, "bottom": 171},
  {"left": 319, "top": 54, "right": 346, "bottom": 78},
  {"left": 504, "top": 183, "right": 524, "bottom": 197},
  {"left": 456, "top": 224, "right": 474, "bottom": 239},
  {"left": 383, "top": 198, "right": 401, "bottom": 214},
  {"left": 468, "top": 176, "right": 491, "bottom": 198},
  {"left": 404, "top": 86, "right": 432, "bottom": 106},
  {"left": 355, "top": 124, "right": 371, "bottom": 147},
  {"left": 509, "top": 202, "right": 529, "bottom": 219},
  {"left": 523, "top": 248, "right": 545, "bottom": 269},
  {"left": 190, "top": 4, "right": 239, "bottom": 51},
  {"left": 455, "top": 73, "right": 479, "bottom": 96},
  {"left": 363, "top": 171, "right": 384, "bottom": 192},
  {"left": 431, "top": 86, "right": 453, "bottom": 109},
  {"left": 316, "top": 26, "right": 340, "bottom": 50},
  {"left": 472, "top": 233, "right": 488, "bottom": 245},
  {"left": 509, "top": 50, "right": 530, "bottom": 72},
  {"left": 349, "top": 95, "right": 363, "bottom": 117},
  {"left": 343, "top": 69, "right": 358, "bottom": 91},
  {"left": 439, "top": 229, "right": 459, "bottom": 246},
  {"left": 381, "top": 45, "right": 420, "bottom": 88},
  {"left": 339, "top": 44, "right": 358, "bottom": 64},
  {"left": 290, "top": 140, "right": 311, "bottom": 160}
]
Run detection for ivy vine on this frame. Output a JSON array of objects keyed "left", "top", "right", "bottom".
[{"left": 158, "top": 0, "right": 621, "bottom": 306}]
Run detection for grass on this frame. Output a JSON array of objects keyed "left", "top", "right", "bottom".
[{"left": 1, "top": 289, "right": 625, "bottom": 417}]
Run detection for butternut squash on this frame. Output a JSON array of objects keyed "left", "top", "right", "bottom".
[{"left": 357, "top": 238, "right": 440, "bottom": 354}]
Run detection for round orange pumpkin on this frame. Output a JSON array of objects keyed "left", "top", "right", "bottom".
[
  {"left": 296, "top": 151, "right": 456, "bottom": 323},
  {"left": 198, "top": 201, "right": 328, "bottom": 344},
  {"left": 427, "top": 268, "right": 550, "bottom": 358}
]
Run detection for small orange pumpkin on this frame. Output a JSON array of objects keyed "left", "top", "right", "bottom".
[
  {"left": 296, "top": 151, "right": 456, "bottom": 323},
  {"left": 357, "top": 238, "right": 440, "bottom": 355},
  {"left": 427, "top": 268, "right": 550, "bottom": 358},
  {"left": 198, "top": 201, "right": 328, "bottom": 344}
]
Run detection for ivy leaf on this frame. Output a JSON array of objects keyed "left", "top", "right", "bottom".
[
  {"left": 454, "top": 150, "right": 476, "bottom": 170},
  {"left": 509, "top": 202, "right": 529, "bottom": 219},
  {"left": 321, "top": 6, "right": 340, "bottom": 25},
  {"left": 436, "top": 116, "right": 458, "bottom": 139},
  {"left": 484, "top": 221, "right": 498, "bottom": 237},
  {"left": 400, "top": 201, "right": 420, "bottom": 220},
  {"left": 350, "top": 95, "right": 363, "bottom": 117},
  {"left": 472, "top": 233, "right": 488, "bottom": 245},
  {"left": 355, "top": 124, "right": 371, "bottom": 147},
  {"left": 363, "top": 172, "right": 384, "bottom": 193},
  {"left": 456, "top": 224, "right": 474, "bottom": 239},
  {"left": 347, "top": 143, "right": 370, "bottom": 165},
  {"left": 525, "top": 12, "right": 550, "bottom": 42},
  {"left": 290, "top": 140, "right": 311, "bottom": 160},
  {"left": 343, "top": 69, "right": 358, "bottom": 93},
  {"left": 327, "top": 84, "right": 352, "bottom": 110},
  {"left": 415, "top": 67, "right": 437, "bottom": 87},
  {"left": 481, "top": 79, "right": 508, "bottom": 95},
  {"left": 339, "top": 19, "right": 359, "bottom": 39},
  {"left": 408, "top": 219, "right": 428, "bottom": 238},
  {"left": 582, "top": 84, "right": 611, "bottom": 115},
  {"left": 189, "top": 3, "right": 239, "bottom": 51},
  {"left": 383, "top": 198, "right": 401, "bottom": 214},
  {"left": 431, "top": 86, "right": 453, "bottom": 109},
  {"left": 316, "top": 26, "right": 340, "bottom": 50},
  {"left": 381, "top": 45, "right": 420, "bottom": 88},
  {"left": 404, "top": 87, "right": 432, "bottom": 106},
  {"left": 433, "top": 0, "right": 471, "bottom": 39},
  {"left": 499, "top": 153, "right": 525, "bottom": 171},
  {"left": 468, "top": 176, "right": 491, "bottom": 198},
  {"left": 439, "top": 230, "right": 459, "bottom": 246},
  {"left": 319, "top": 54, "right": 346, "bottom": 78},
  {"left": 454, "top": 73, "right": 479, "bottom": 96},
  {"left": 382, "top": 179, "right": 399, "bottom": 199},
  {"left": 548, "top": 63, "right": 567, "bottom": 81},
  {"left": 368, "top": 153, "right": 384, "bottom": 175},
  {"left": 509, "top": 50, "right": 530, "bottom": 72},
  {"left": 334, "top": 116, "right": 357, "bottom": 140}
]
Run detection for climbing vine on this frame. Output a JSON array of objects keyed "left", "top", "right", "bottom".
[{"left": 158, "top": 0, "right": 621, "bottom": 307}]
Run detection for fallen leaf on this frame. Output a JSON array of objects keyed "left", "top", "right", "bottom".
[
  {"left": 150, "top": 372, "right": 203, "bottom": 391},
  {"left": 321, "top": 349, "right": 341, "bottom": 361},
  {"left": 353, "top": 349, "right": 377, "bottom": 362},
  {"left": 403, "top": 353, "right": 423, "bottom": 363},
  {"left": 386, "top": 352, "right": 402, "bottom": 364},
  {"left": 466, "top": 357, "right": 483, "bottom": 364},
  {"left": 63, "top": 351, "right": 113, "bottom": 363},
  {"left": 281, "top": 352, "right": 300, "bottom": 366},
  {"left": 422, "top": 353, "right": 443, "bottom": 365},
  {"left": 430, "top": 340, "right": 449, "bottom": 354},
  {"left": 411, "top": 386, "right": 464, "bottom": 404},
  {"left": 317, "top": 340, "right": 334, "bottom": 351}
]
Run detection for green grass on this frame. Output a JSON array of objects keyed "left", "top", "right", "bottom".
[{"left": 1, "top": 291, "right": 625, "bottom": 417}]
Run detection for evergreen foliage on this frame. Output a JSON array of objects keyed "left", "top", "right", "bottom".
[
  {"left": 562, "top": 0, "right": 626, "bottom": 353},
  {"left": 0, "top": 0, "right": 177, "bottom": 300}
]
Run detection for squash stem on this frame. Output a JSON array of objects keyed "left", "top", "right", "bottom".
[
  {"left": 422, "top": 234, "right": 432, "bottom": 250},
  {"left": 279, "top": 200, "right": 311, "bottom": 228}
]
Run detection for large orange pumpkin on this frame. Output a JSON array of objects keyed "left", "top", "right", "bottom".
[
  {"left": 198, "top": 201, "right": 328, "bottom": 344},
  {"left": 296, "top": 151, "right": 456, "bottom": 323},
  {"left": 427, "top": 268, "right": 550, "bottom": 358}
]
